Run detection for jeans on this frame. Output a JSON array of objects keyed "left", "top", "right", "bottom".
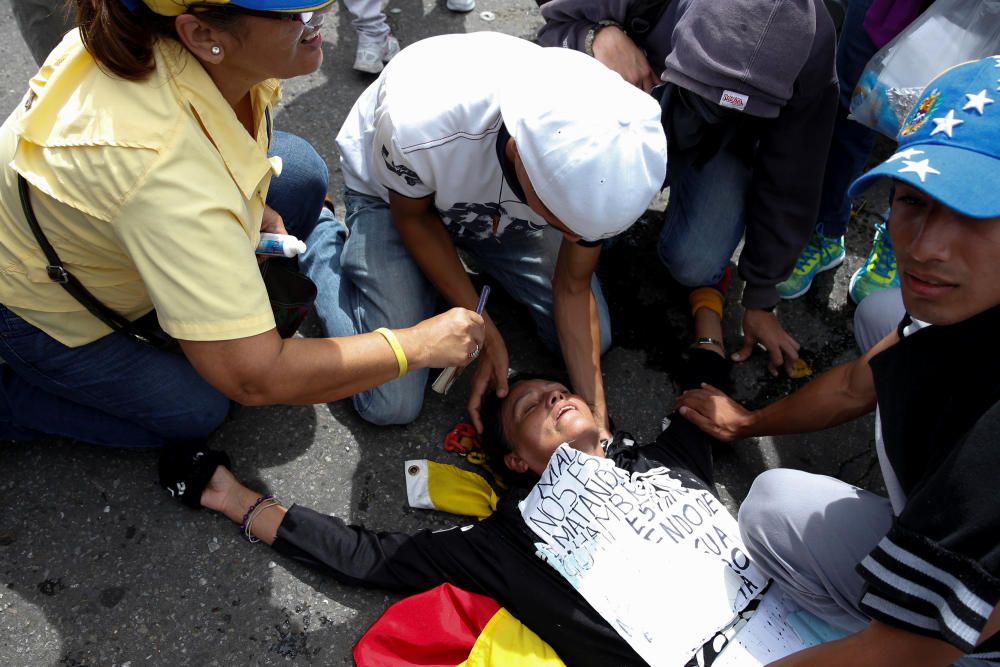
[
  {"left": 0, "top": 131, "right": 328, "bottom": 447},
  {"left": 815, "top": 0, "right": 880, "bottom": 238},
  {"left": 657, "top": 145, "right": 752, "bottom": 287},
  {"left": 300, "top": 189, "right": 612, "bottom": 426}
]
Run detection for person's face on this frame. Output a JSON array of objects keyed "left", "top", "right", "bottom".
[
  {"left": 890, "top": 181, "right": 1000, "bottom": 325},
  {"left": 507, "top": 140, "right": 583, "bottom": 242},
  {"left": 500, "top": 380, "right": 604, "bottom": 476},
  {"left": 218, "top": 8, "right": 327, "bottom": 83}
]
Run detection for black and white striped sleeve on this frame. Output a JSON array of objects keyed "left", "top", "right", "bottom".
[{"left": 857, "top": 401, "right": 1000, "bottom": 656}]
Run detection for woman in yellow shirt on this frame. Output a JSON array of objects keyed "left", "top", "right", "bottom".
[{"left": 0, "top": 0, "right": 483, "bottom": 460}]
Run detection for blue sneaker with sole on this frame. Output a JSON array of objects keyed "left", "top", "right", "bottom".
[
  {"left": 777, "top": 231, "right": 846, "bottom": 299},
  {"left": 849, "top": 222, "right": 899, "bottom": 304}
]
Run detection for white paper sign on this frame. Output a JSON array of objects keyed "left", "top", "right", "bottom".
[
  {"left": 519, "top": 445, "right": 768, "bottom": 667},
  {"left": 712, "top": 585, "right": 848, "bottom": 666}
]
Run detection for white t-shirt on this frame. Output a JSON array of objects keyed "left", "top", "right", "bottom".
[{"left": 336, "top": 32, "right": 552, "bottom": 242}]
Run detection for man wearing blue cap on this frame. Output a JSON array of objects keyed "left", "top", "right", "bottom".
[{"left": 675, "top": 57, "right": 1000, "bottom": 665}]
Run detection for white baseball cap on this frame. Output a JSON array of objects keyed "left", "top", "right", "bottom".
[{"left": 499, "top": 47, "right": 668, "bottom": 241}]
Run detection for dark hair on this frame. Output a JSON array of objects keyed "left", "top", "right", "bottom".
[
  {"left": 479, "top": 372, "right": 570, "bottom": 489},
  {"left": 75, "top": 0, "right": 243, "bottom": 81}
]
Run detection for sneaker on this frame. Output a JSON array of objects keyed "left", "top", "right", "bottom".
[
  {"left": 849, "top": 222, "right": 899, "bottom": 304},
  {"left": 776, "top": 232, "right": 846, "bottom": 299},
  {"left": 446, "top": 0, "right": 476, "bottom": 12},
  {"left": 353, "top": 33, "right": 401, "bottom": 75}
]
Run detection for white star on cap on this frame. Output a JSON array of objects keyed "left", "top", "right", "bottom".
[
  {"left": 898, "top": 159, "right": 941, "bottom": 183},
  {"left": 886, "top": 148, "right": 924, "bottom": 162},
  {"left": 930, "top": 110, "right": 964, "bottom": 137},
  {"left": 963, "top": 89, "right": 994, "bottom": 114}
]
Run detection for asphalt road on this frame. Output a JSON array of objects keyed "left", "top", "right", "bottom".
[{"left": 0, "top": 2, "right": 883, "bottom": 665}]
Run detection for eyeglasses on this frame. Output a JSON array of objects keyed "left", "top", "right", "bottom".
[
  {"left": 238, "top": 5, "right": 330, "bottom": 28},
  {"left": 190, "top": 3, "right": 332, "bottom": 30}
]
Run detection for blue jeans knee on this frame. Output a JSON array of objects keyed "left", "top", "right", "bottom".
[
  {"left": 352, "top": 369, "right": 429, "bottom": 426},
  {"left": 267, "top": 131, "right": 329, "bottom": 241}
]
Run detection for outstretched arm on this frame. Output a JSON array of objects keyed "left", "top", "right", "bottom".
[
  {"left": 180, "top": 309, "right": 484, "bottom": 407},
  {"left": 677, "top": 329, "right": 899, "bottom": 441},
  {"left": 201, "top": 467, "right": 480, "bottom": 593}
]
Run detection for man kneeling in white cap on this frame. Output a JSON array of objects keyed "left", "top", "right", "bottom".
[{"left": 302, "top": 32, "right": 666, "bottom": 433}]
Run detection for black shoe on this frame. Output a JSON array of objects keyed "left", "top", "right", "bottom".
[{"left": 158, "top": 443, "right": 231, "bottom": 509}]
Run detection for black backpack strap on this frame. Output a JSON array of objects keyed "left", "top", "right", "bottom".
[{"left": 17, "top": 174, "right": 170, "bottom": 347}]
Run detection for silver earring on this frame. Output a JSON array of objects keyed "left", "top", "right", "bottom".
[{"left": 210, "top": 45, "right": 222, "bottom": 56}]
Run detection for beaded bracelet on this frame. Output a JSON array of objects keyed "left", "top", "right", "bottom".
[
  {"left": 239, "top": 494, "right": 273, "bottom": 542},
  {"left": 244, "top": 499, "right": 281, "bottom": 543}
]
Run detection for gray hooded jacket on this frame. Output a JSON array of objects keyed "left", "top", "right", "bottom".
[{"left": 539, "top": 0, "right": 838, "bottom": 309}]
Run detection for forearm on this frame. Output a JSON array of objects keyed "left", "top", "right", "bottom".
[
  {"left": 537, "top": 0, "right": 632, "bottom": 50},
  {"left": 739, "top": 360, "right": 875, "bottom": 438},
  {"left": 213, "top": 479, "right": 452, "bottom": 592},
  {"left": 241, "top": 332, "right": 422, "bottom": 405},
  {"left": 272, "top": 505, "right": 455, "bottom": 592},
  {"left": 220, "top": 482, "right": 287, "bottom": 545},
  {"left": 768, "top": 622, "right": 962, "bottom": 667},
  {"left": 555, "top": 279, "right": 608, "bottom": 429},
  {"left": 181, "top": 325, "right": 432, "bottom": 406}
]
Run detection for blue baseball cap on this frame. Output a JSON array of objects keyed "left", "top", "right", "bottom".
[
  {"left": 130, "top": 0, "right": 335, "bottom": 17},
  {"left": 849, "top": 56, "right": 1000, "bottom": 219}
]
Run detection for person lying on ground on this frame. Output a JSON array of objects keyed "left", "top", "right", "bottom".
[{"left": 167, "top": 306, "right": 762, "bottom": 666}]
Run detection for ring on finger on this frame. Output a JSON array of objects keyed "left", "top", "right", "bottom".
[{"left": 468, "top": 343, "right": 480, "bottom": 360}]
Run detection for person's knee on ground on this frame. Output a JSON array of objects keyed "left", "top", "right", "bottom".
[
  {"left": 739, "top": 468, "right": 891, "bottom": 632},
  {"left": 351, "top": 370, "right": 429, "bottom": 426},
  {"left": 161, "top": 387, "right": 231, "bottom": 443},
  {"left": 660, "top": 251, "right": 731, "bottom": 291}
]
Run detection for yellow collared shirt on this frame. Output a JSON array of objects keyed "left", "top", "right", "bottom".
[{"left": 0, "top": 29, "right": 282, "bottom": 347}]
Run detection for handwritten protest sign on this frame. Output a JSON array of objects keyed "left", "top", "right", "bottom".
[{"left": 519, "top": 444, "right": 767, "bottom": 666}]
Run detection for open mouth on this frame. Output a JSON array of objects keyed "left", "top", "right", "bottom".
[
  {"left": 554, "top": 403, "right": 576, "bottom": 422},
  {"left": 301, "top": 29, "right": 322, "bottom": 45}
]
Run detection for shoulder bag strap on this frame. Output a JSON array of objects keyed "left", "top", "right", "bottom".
[{"left": 16, "top": 173, "right": 152, "bottom": 340}]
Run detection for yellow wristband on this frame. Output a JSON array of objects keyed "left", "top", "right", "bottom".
[{"left": 375, "top": 327, "right": 408, "bottom": 379}]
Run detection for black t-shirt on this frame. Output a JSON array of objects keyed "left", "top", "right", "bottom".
[{"left": 861, "top": 306, "right": 1000, "bottom": 659}]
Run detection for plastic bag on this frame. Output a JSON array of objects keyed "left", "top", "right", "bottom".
[{"left": 849, "top": 0, "right": 1000, "bottom": 138}]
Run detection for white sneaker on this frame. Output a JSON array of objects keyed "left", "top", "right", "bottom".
[
  {"left": 446, "top": 0, "right": 475, "bottom": 12},
  {"left": 353, "top": 33, "right": 401, "bottom": 74}
]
